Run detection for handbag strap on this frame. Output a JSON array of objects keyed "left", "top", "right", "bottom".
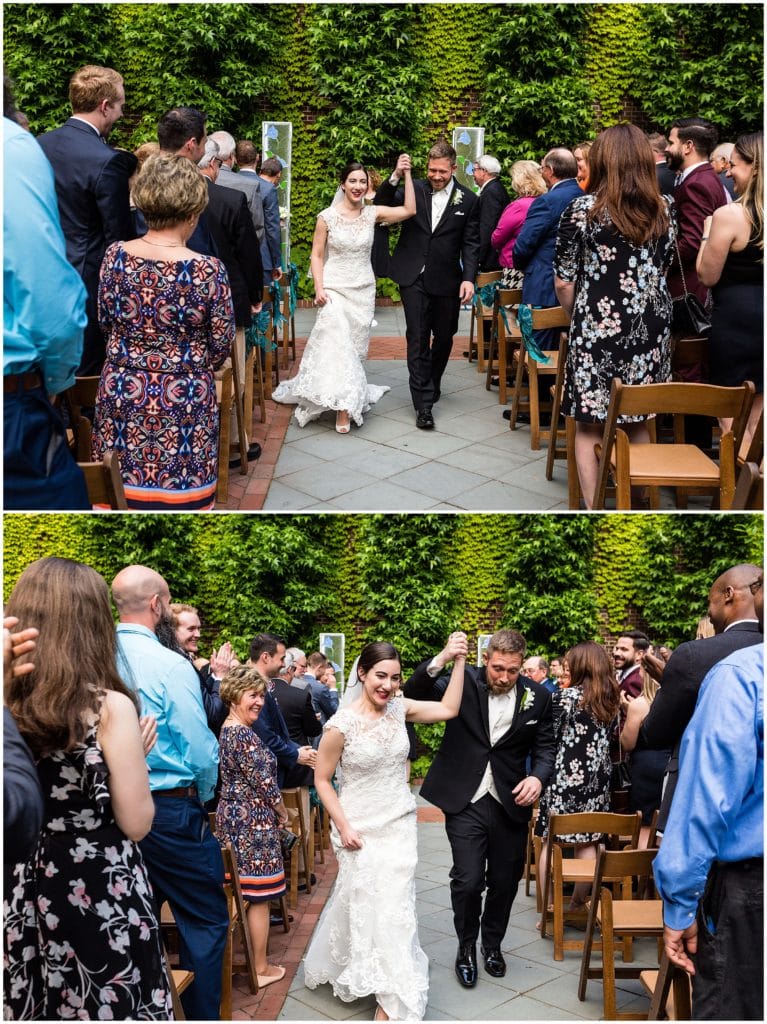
[
  {"left": 613, "top": 710, "right": 626, "bottom": 764},
  {"left": 671, "top": 222, "right": 692, "bottom": 300}
]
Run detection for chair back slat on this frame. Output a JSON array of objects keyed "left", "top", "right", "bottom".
[
  {"left": 548, "top": 811, "right": 642, "bottom": 847},
  {"left": 529, "top": 305, "right": 571, "bottom": 331},
  {"left": 78, "top": 451, "right": 128, "bottom": 509},
  {"left": 608, "top": 379, "right": 754, "bottom": 420}
]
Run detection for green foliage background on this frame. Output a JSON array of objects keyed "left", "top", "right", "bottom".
[
  {"left": 4, "top": 511, "right": 762, "bottom": 774},
  {"left": 5, "top": 1, "right": 763, "bottom": 268}
]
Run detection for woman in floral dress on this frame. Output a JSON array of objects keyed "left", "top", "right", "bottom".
[
  {"left": 554, "top": 123, "right": 677, "bottom": 508},
  {"left": 215, "top": 666, "right": 290, "bottom": 988},
  {"left": 92, "top": 154, "right": 234, "bottom": 509},
  {"left": 3, "top": 557, "right": 172, "bottom": 1021},
  {"left": 534, "top": 641, "right": 621, "bottom": 925}
]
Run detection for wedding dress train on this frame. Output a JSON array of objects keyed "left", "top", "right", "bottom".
[{"left": 272, "top": 204, "right": 389, "bottom": 426}]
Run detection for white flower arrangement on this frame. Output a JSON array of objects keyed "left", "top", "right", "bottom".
[
  {"left": 451, "top": 190, "right": 464, "bottom": 208},
  {"left": 519, "top": 686, "right": 535, "bottom": 712}
]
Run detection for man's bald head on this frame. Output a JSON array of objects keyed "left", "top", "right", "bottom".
[
  {"left": 707, "top": 564, "right": 763, "bottom": 634},
  {"left": 542, "top": 148, "right": 577, "bottom": 182},
  {"left": 112, "top": 565, "right": 171, "bottom": 624}
]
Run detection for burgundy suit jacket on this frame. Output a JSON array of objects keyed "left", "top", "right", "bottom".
[{"left": 666, "top": 163, "right": 727, "bottom": 303}]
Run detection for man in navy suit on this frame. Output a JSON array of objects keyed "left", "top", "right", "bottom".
[
  {"left": 377, "top": 142, "right": 480, "bottom": 429},
  {"left": 38, "top": 65, "right": 136, "bottom": 375}
]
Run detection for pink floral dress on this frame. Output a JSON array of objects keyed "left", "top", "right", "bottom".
[{"left": 3, "top": 714, "right": 173, "bottom": 1020}]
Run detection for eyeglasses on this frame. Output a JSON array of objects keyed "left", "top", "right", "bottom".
[{"left": 212, "top": 157, "right": 223, "bottom": 168}]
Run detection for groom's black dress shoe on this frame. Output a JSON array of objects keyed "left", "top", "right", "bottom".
[
  {"left": 481, "top": 946, "right": 506, "bottom": 978},
  {"left": 455, "top": 942, "right": 477, "bottom": 988},
  {"left": 416, "top": 407, "right": 435, "bottom": 430}
]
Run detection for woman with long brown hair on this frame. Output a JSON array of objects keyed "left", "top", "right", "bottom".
[
  {"left": 554, "top": 123, "right": 677, "bottom": 507},
  {"left": 534, "top": 640, "right": 621, "bottom": 924},
  {"left": 4, "top": 557, "right": 172, "bottom": 1021}
]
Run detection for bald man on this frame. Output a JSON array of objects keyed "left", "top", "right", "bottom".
[
  {"left": 112, "top": 565, "right": 227, "bottom": 1021},
  {"left": 633, "top": 563, "right": 763, "bottom": 832}
]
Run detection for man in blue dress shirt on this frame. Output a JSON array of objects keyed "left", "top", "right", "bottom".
[
  {"left": 653, "top": 592, "right": 763, "bottom": 1021},
  {"left": 112, "top": 564, "right": 227, "bottom": 1021},
  {"left": 3, "top": 104, "right": 89, "bottom": 510}
]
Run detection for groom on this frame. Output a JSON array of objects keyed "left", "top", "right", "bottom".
[
  {"left": 404, "top": 629, "right": 555, "bottom": 988},
  {"left": 376, "top": 142, "right": 480, "bottom": 429}
]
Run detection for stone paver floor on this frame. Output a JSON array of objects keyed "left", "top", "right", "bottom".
[{"left": 232, "top": 791, "right": 660, "bottom": 1021}]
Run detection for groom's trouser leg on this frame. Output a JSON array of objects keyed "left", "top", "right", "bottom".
[
  {"left": 481, "top": 801, "right": 527, "bottom": 949},
  {"left": 400, "top": 276, "right": 436, "bottom": 410},
  {"left": 428, "top": 293, "right": 461, "bottom": 393},
  {"left": 445, "top": 796, "right": 492, "bottom": 944}
]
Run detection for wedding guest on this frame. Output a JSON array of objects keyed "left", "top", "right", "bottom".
[
  {"left": 534, "top": 641, "right": 620, "bottom": 926},
  {"left": 697, "top": 130, "right": 763, "bottom": 450},
  {"left": 91, "top": 153, "right": 234, "bottom": 509},
  {"left": 574, "top": 140, "right": 592, "bottom": 190},
  {"left": 490, "top": 159, "right": 547, "bottom": 290},
  {"left": 619, "top": 672, "right": 671, "bottom": 848},
  {"left": 472, "top": 154, "right": 510, "bottom": 272},
  {"left": 554, "top": 123, "right": 676, "bottom": 507},
  {"left": 4, "top": 558, "right": 172, "bottom": 1021},
  {"left": 216, "top": 666, "right": 290, "bottom": 988}
]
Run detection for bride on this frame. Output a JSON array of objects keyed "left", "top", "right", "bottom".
[
  {"left": 272, "top": 157, "right": 416, "bottom": 433},
  {"left": 304, "top": 641, "right": 465, "bottom": 1020}
]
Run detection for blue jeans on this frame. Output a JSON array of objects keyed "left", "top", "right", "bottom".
[{"left": 140, "top": 796, "right": 229, "bottom": 1020}]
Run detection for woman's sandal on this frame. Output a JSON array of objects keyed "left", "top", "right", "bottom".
[
  {"left": 256, "top": 965, "right": 286, "bottom": 988},
  {"left": 336, "top": 411, "right": 351, "bottom": 434}
]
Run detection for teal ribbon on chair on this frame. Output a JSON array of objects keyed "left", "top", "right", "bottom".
[
  {"left": 473, "top": 279, "right": 501, "bottom": 310},
  {"left": 269, "top": 279, "right": 287, "bottom": 332},
  {"left": 517, "top": 304, "right": 552, "bottom": 365},
  {"left": 287, "top": 262, "right": 299, "bottom": 319}
]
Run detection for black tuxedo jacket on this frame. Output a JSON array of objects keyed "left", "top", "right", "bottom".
[
  {"left": 478, "top": 177, "right": 510, "bottom": 272},
  {"left": 656, "top": 161, "right": 676, "bottom": 196},
  {"left": 404, "top": 660, "right": 555, "bottom": 821},
  {"left": 375, "top": 177, "right": 480, "bottom": 295},
  {"left": 205, "top": 181, "right": 263, "bottom": 327},
  {"left": 38, "top": 118, "right": 136, "bottom": 303},
  {"left": 638, "top": 621, "right": 763, "bottom": 753},
  {"left": 272, "top": 678, "right": 322, "bottom": 746}
]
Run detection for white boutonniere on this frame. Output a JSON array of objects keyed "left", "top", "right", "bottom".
[
  {"left": 451, "top": 190, "right": 463, "bottom": 208},
  {"left": 519, "top": 686, "right": 535, "bottom": 713}
]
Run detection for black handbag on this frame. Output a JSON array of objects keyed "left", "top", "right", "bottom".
[
  {"left": 280, "top": 828, "right": 299, "bottom": 858},
  {"left": 671, "top": 232, "right": 711, "bottom": 337},
  {"left": 610, "top": 714, "right": 632, "bottom": 813}
]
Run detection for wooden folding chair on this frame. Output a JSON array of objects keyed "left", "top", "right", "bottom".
[
  {"left": 643, "top": 949, "right": 693, "bottom": 1020},
  {"left": 738, "top": 405, "right": 763, "bottom": 467},
  {"left": 486, "top": 287, "right": 523, "bottom": 403},
  {"left": 541, "top": 810, "right": 642, "bottom": 961},
  {"left": 509, "top": 305, "right": 571, "bottom": 449},
  {"left": 593, "top": 379, "right": 755, "bottom": 510},
  {"left": 545, "top": 325, "right": 570, "bottom": 480},
  {"left": 62, "top": 375, "right": 99, "bottom": 459},
  {"left": 578, "top": 844, "right": 664, "bottom": 1020},
  {"left": 281, "top": 787, "right": 313, "bottom": 903},
  {"left": 731, "top": 460, "right": 764, "bottom": 509},
  {"left": 163, "top": 946, "right": 193, "bottom": 1021},
  {"left": 279, "top": 268, "right": 296, "bottom": 369},
  {"left": 468, "top": 270, "right": 502, "bottom": 371},
  {"left": 78, "top": 451, "right": 128, "bottom": 509},
  {"left": 261, "top": 284, "right": 279, "bottom": 399},
  {"left": 214, "top": 366, "right": 233, "bottom": 503}
]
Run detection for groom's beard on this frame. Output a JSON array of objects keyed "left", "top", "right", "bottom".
[{"left": 485, "top": 679, "right": 516, "bottom": 696}]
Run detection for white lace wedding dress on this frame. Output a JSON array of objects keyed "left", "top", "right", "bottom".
[
  {"left": 303, "top": 697, "right": 428, "bottom": 1020},
  {"left": 272, "top": 204, "right": 389, "bottom": 426}
]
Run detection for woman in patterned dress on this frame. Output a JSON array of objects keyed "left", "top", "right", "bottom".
[
  {"left": 3, "top": 557, "right": 172, "bottom": 1021},
  {"left": 554, "top": 123, "right": 676, "bottom": 508},
  {"left": 92, "top": 153, "right": 234, "bottom": 509},
  {"left": 534, "top": 641, "right": 621, "bottom": 927},
  {"left": 272, "top": 159, "right": 415, "bottom": 433},
  {"left": 215, "top": 666, "right": 290, "bottom": 989}
]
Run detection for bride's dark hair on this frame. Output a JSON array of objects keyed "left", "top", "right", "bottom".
[
  {"left": 340, "top": 161, "right": 368, "bottom": 185},
  {"left": 357, "top": 641, "right": 401, "bottom": 678}
]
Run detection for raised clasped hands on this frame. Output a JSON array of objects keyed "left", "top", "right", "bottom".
[
  {"left": 394, "top": 153, "right": 412, "bottom": 178},
  {"left": 440, "top": 630, "right": 469, "bottom": 667},
  {"left": 210, "top": 641, "right": 237, "bottom": 678}
]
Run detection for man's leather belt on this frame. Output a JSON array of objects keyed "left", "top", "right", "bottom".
[
  {"left": 4, "top": 371, "right": 43, "bottom": 393},
  {"left": 153, "top": 785, "right": 198, "bottom": 799}
]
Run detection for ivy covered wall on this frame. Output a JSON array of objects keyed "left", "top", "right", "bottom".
[
  {"left": 5, "top": 2, "right": 763, "bottom": 260},
  {"left": 4, "top": 512, "right": 762, "bottom": 660}
]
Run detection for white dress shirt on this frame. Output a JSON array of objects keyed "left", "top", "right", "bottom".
[{"left": 431, "top": 180, "right": 454, "bottom": 232}]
